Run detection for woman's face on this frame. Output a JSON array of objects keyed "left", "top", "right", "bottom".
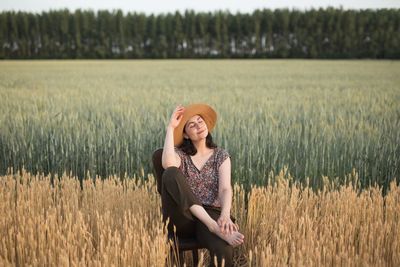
[{"left": 183, "top": 115, "right": 208, "bottom": 142}]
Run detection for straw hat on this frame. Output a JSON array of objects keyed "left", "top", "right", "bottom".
[{"left": 174, "top": 103, "right": 217, "bottom": 146}]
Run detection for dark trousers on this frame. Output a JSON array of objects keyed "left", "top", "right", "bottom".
[{"left": 161, "top": 166, "right": 234, "bottom": 267}]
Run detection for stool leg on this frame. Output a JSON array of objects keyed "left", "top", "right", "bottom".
[
  {"left": 179, "top": 250, "right": 185, "bottom": 267},
  {"left": 192, "top": 249, "right": 199, "bottom": 266}
]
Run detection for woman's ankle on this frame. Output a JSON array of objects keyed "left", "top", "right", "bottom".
[
  {"left": 189, "top": 204, "right": 218, "bottom": 230},
  {"left": 207, "top": 220, "right": 220, "bottom": 233}
]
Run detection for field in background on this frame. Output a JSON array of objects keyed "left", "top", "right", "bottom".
[
  {"left": 0, "top": 60, "right": 399, "bottom": 190},
  {"left": 1, "top": 169, "right": 399, "bottom": 266}
]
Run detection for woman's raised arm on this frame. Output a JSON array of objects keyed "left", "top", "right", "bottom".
[{"left": 162, "top": 105, "right": 184, "bottom": 169}]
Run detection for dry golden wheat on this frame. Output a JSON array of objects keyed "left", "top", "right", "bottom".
[{"left": 1, "top": 168, "right": 399, "bottom": 266}]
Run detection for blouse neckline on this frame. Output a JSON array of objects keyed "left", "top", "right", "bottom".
[{"left": 189, "top": 148, "right": 217, "bottom": 172}]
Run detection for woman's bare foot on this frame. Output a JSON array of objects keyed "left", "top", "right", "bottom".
[
  {"left": 209, "top": 222, "right": 244, "bottom": 247},
  {"left": 188, "top": 205, "right": 244, "bottom": 246}
]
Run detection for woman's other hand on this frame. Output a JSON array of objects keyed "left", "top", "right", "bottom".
[
  {"left": 168, "top": 105, "right": 185, "bottom": 129},
  {"left": 217, "top": 213, "right": 239, "bottom": 235}
]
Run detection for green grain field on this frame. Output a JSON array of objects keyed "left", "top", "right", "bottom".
[{"left": 0, "top": 60, "right": 399, "bottom": 189}]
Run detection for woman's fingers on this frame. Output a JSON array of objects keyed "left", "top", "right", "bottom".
[
  {"left": 217, "top": 216, "right": 241, "bottom": 236},
  {"left": 175, "top": 105, "right": 184, "bottom": 111},
  {"left": 172, "top": 105, "right": 183, "bottom": 114},
  {"left": 171, "top": 107, "right": 185, "bottom": 122},
  {"left": 174, "top": 107, "right": 185, "bottom": 119},
  {"left": 223, "top": 222, "right": 229, "bottom": 234},
  {"left": 220, "top": 221, "right": 236, "bottom": 235},
  {"left": 228, "top": 224, "right": 233, "bottom": 235},
  {"left": 168, "top": 105, "right": 185, "bottom": 128},
  {"left": 221, "top": 222, "right": 226, "bottom": 234}
]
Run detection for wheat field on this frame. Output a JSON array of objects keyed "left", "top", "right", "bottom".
[
  {"left": 0, "top": 60, "right": 399, "bottom": 190},
  {"left": 1, "top": 168, "right": 399, "bottom": 266},
  {"left": 1, "top": 60, "right": 399, "bottom": 266}
]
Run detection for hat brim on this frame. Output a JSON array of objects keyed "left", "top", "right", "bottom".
[{"left": 173, "top": 103, "right": 217, "bottom": 147}]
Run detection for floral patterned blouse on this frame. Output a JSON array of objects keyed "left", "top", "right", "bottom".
[{"left": 174, "top": 146, "right": 231, "bottom": 208}]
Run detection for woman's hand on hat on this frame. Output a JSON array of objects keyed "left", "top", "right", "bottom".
[{"left": 168, "top": 105, "right": 185, "bottom": 129}]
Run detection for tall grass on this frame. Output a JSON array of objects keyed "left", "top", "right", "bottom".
[
  {"left": 1, "top": 169, "right": 399, "bottom": 266},
  {"left": 0, "top": 169, "right": 169, "bottom": 266},
  {"left": 0, "top": 60, "right": 399, "bottom": 189}
]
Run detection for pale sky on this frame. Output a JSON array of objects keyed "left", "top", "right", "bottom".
[{"left": 1, "top": 0, "right": 399, "bottom": 14}]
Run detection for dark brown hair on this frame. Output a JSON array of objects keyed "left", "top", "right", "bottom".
[{"left": 178, "top": 133, "right": 217, "bottom": 155}]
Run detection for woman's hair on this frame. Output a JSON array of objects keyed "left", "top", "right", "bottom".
[{"left": 178, "top": 132, "right": 217, "bottom": 155}]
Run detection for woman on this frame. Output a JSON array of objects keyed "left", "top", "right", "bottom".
[{"left": 161, "top": 103, "right": 244, "bottom": 267}]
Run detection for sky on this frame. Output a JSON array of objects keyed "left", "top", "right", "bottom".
[{"left": 1, "top": 0, "right": 399, "bottom": 14}]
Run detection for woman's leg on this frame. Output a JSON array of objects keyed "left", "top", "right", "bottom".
[
  {"left": 195, "top": 208, "right": 234, "bottom": 267},
  {"left": 161, "top": 166, "right": 201, "bottom": 237},
  {"left": 162, "top": 166, "right": 243, "bottom": 259}
]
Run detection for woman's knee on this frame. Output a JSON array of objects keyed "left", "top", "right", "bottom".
[{"left": 162, "top": 166, "right": 182, "bottom": 185}]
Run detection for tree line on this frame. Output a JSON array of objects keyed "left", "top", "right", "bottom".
[{"left": 0, "top": 8, "right": 399, "bottom": 59}]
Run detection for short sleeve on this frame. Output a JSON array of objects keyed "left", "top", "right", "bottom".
[
  {"left": 174, "top": 147, "right": 185, "bottom": 161},
  {"left": 216, "top": 148, "right": 231, "bottom": 169},
  {"left": 174, "top": 147, "right": 186, "bottom": 169}
]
